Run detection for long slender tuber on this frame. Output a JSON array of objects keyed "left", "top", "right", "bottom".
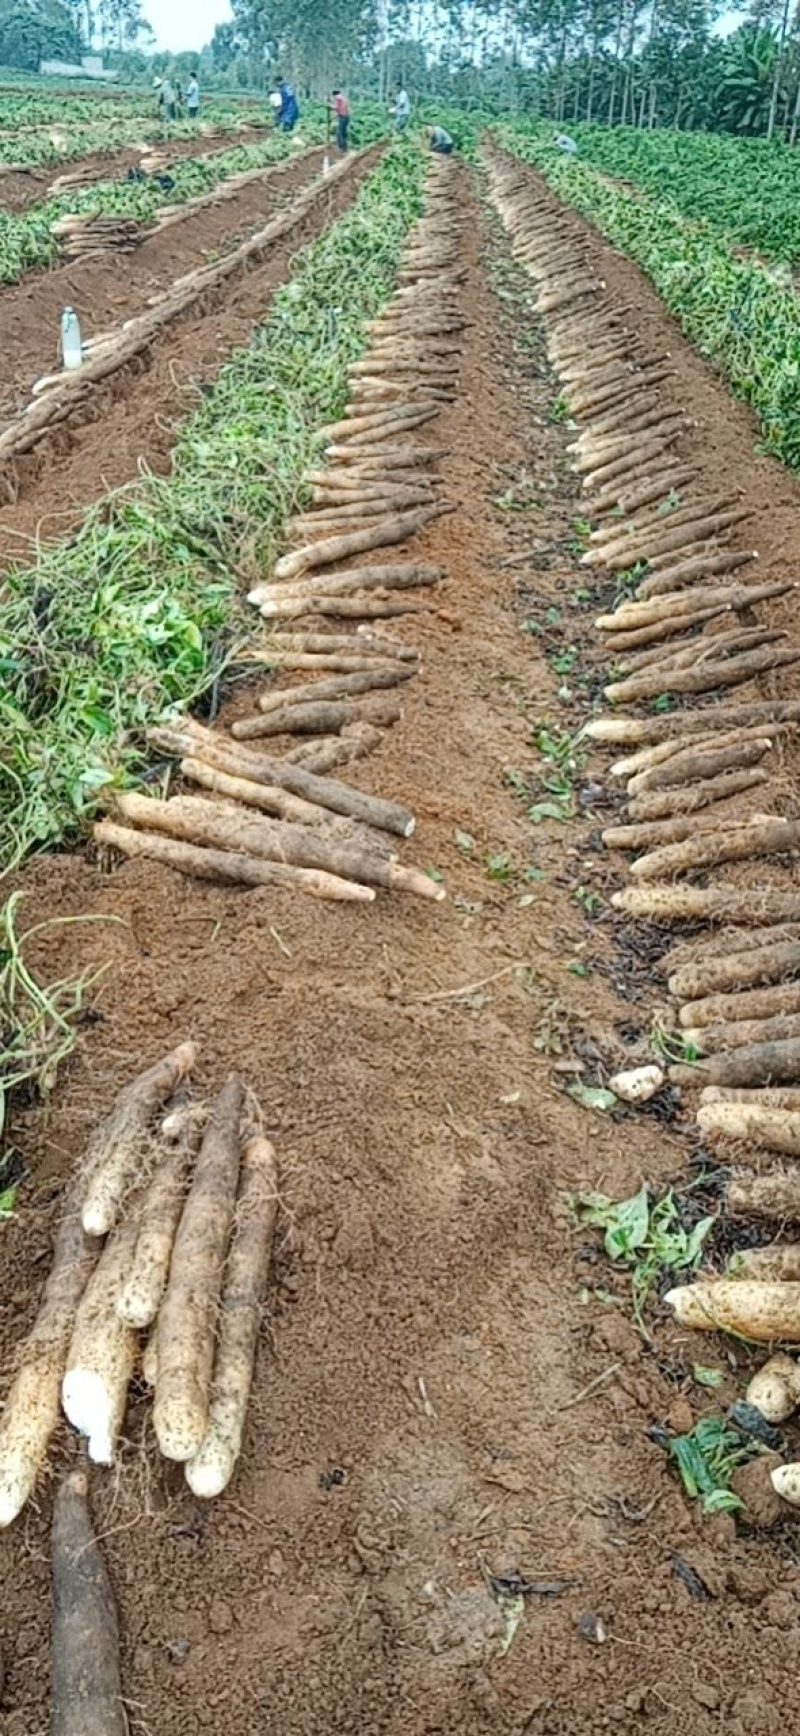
[
  {"left": 680, "top": 978, "right": 800, "bottom": 1030},
  {"left": 671, "top": 942, "right": 800, "bottom": 1002},
  {"left": 256, "top": 667, "right": 412, "bottom": 713},
  {"left": 185, "top": 1135, "right": 278, "bottom": 1499},
  {"left": 728, "top": 1169, "right": 800, "bottom": 1219},
  {"left": 630, "top": 817, "right": 800, "bottom": 882},
  {"left": 116, "top": 1114, "right": 201, "bottom": 1329},
  {"left": 62, "top": 1221, "right": 138, "bottom": 1464},
  {"left": 95, "top": 819, "right": 375, "bottom": 903},
  {"left": 0, "top": 1190, "right": 100, "bottom": 1527},
  {"left": 614, "top": 887, "right": 800, "bottom": 925},
  {"left": 731, "top": 1243, "right": 800, "bottom": 1280},
  {"left": 666, "top": 1278, "right": 800, "bottom": 1341},
  {"left": 51, "top": 1464, "right": 126, "bottom": 1736},
  {"left": 80, "top": 1043, "right": 196, "bottom": 1238},
  {"left": 670, "top": 1036, "right": 800, "bottom": 1088},
  {"left": 159, "top": 719, "right": 416, "bottom": 836},
  {"left": 698, "top": 1101, "right": 800, "bottom": 1156},
  {"left": 627, "top": 766, "right": 770, "bottom": 822},
  {"left": 111, "top": 793, "right": 443, "bottom": 902},
  {"left": 232, "top": 694, "right": 401, "bottom": 741},
  {"left": 605, "top": 645, "right": 800, "bottom": 706},
  {"left": 154, "top": 1076, "right": 245, "bottom": 1461}
]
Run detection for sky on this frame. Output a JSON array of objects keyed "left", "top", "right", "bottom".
[{"left": 143, "top": 0, "right": 232, "bottom": 52}]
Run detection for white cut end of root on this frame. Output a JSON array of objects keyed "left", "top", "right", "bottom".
[
  {"left": 62, "top": 1370, "right": 115, "bottom": 1465},
  {"left": 771, "top": 1463, "right": 800, "bottom": 1507},
  {"left": 608, "top": 1065, "right": 664, "bottom": 1104}
]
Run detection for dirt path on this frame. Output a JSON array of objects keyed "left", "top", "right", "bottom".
[
  {"left": 0, "top": 148, "right": 376, "bottom": 560},
  {"left": 0, "top": 127, "right": 275, "bottom": 215},
  {"left": 1, "top": 159, "right": 799, "bottom": 1736}
]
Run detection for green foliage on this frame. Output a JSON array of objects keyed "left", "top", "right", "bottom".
[
  {"left": 562, "top": 121, "right": 800, "bottom": 264},
  {"left": 504, "top": 125, "right": 800, "bottom": 474},
  {"left": 668, "top": 1417, "right": 759, "bottom": 1514},
  {"left": 575, "top": 1184, "right": 714, "bottom": 1329},
  {"left": 0, "top": 143, "right": 426, "bottom": 867}
]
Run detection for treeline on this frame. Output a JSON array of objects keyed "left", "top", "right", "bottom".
[
  {"left": 194, "top": 0, "right": 800, "bottom": 141},
  {"left": 9, "top": 0, "right": 800, "bottom": 143}
]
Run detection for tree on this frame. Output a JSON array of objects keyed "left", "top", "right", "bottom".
[
  {"left": 0, "top": 0, "right": 83, "bottom": 68},
  {"left": 97, "top": 0, "right": 152, "bottom": 51}
]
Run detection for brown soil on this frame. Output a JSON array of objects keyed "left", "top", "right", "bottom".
[
  {"left": 0, "top": 148, "right": 376, "bottom": 559},
  {"left": 1, "top": 160, "right": 799, "bottom": 1736},
  {"left": 0, "top": 126, "right": 275, "bottom": 215}
]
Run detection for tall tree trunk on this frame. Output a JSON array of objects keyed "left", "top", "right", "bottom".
[
  {"left": 789, "top": 70, "right": 800, "bottom": 143},
  {"left": 586, "top": 30, "right": 599, "bottom": 120},
  {"left": 767, "top": 0, "right": 791, "bottom": 139},
  {"left": 607, "top": 0, "right": 626, "bottom": 122}
]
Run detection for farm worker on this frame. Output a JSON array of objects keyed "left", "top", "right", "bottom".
[
  {"left": 428, "top": 124, "right": 454, "bottom": 155},
  {"left": 186, "top": 73, "right": 200, "bottom": 118},
  {"left": 276, "top": 77, "right": 300, "bottom": 132},
  {"left": 331, "top": 89, "right": 350, "bottom": 152},
  {"left": 269, "top": 86, "right": 282, "bottom": 121},
  {"left": 157, "top": 77, "right": 177, "bottom": 122},
  {"left": 555, "top": 132, "right": 578, "bottom": 154},
  {"left": 394, "top": 86, "right": 411, "bottom": 131}
]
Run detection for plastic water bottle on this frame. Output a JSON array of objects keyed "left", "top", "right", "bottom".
[{"left": 60, "top": 306, "right": 83, "bottom": 371}]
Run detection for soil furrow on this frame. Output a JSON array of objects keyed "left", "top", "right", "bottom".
[
  {"left": 0, "top": 148, "right": 378, "bottom": 559},
  {"left": 0, "top": 125, "right": 275, "bottom": 215},
  {"left": 0, "top": 158, "right": 798, "bottom": 1736},
  {"left": 0, "top": 148, "right": 325, "bottom": 416}
]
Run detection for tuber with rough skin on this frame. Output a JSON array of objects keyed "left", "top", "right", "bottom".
[
  {"left": 665, "top": 1279, "right": 800, "bottom": 1340},
  {"left": 62, "top": 1221, "right": 138, "bottom": 1465},
  {"left": 81, "top": 1043, "right": 197, "bottom": 1238},
  {"left": 0, "top": 1189, "right": 100, "bottom": 1527},
  {"left": 51, "top": 1464, "right": 126, "bottom": 1736},
  {"left": 186, "top": 1135, "right": 278, "bottom": 1499},
  {"left": 154, "top": 1076, "right": 245, "bottom": 1462}
]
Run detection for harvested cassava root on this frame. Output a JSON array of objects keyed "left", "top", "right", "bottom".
[
  {"left": 698, "top": 1102, "right": 800, "bottom": 1157},
  {"left": 0, "top": 1189, "right": 100, "bottom": 1527},
  {"left": 51, "top": 1464, "right": 126, "bottom": 1736},
  {"left": 666, "top": 1279, "right": 800, "bottom": 1341},
  {"left": 151, "top": 719, "right": 416, "bottom": 837},
  {"left": 62, "top": 1221, "right": 138, "bottom": 1465},
  {"left": 154, "top": 1077, "right": 246, "bottom": 1462},
  {"left": 96, "top": 819, "right": 376, "bottom": 904},
  {"left": 186, "top": 1135, "right": 278, "bottom": 1498},
  {"left": 81, "top": 1042, "right": 197, "bottom": 1237},
  {"left": 728, "top": 1169, "right": 800, "bottom": 1218},
  {"left": 110, "top": 792, "right": 442, "bottom": 902},
  {"left": 117, "top": 1112, "right": 202, "bottom": 1329}
]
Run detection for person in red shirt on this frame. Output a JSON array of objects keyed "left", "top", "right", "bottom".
[{"left": 331, "top": 89, "right": 350, "bottom": 153}]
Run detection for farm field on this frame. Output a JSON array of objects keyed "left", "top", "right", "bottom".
[
  {"left": 3, "top": 88, "right": 800, "bottom": 1736},
  {"left": 548, "top": 121, "right": 800, "bottom": 263}
]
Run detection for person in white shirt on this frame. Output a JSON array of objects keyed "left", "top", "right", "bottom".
[
  {"left": 394, "top": 87, "right": 411, "bottom": 132},
  {"left": 186, "top": 74, "right": 200, "bottom": 119}
]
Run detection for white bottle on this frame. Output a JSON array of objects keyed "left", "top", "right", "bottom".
[{"left": 61, "top": 306, "right": 83, "bottom": 371}]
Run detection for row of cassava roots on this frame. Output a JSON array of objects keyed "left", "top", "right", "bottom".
[
  {"left": 93, "top": 154, "right": 465, "bottom": 912},
  {"left": 0, "top": 1044, "right": 278, "bottom": 1527},
  {"left": 486, "top": 143, "right": 800, "bottom": 1510}
]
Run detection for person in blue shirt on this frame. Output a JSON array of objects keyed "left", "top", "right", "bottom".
[{"left": 275, "top": 76, "right": 300, "bottom": 132}]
